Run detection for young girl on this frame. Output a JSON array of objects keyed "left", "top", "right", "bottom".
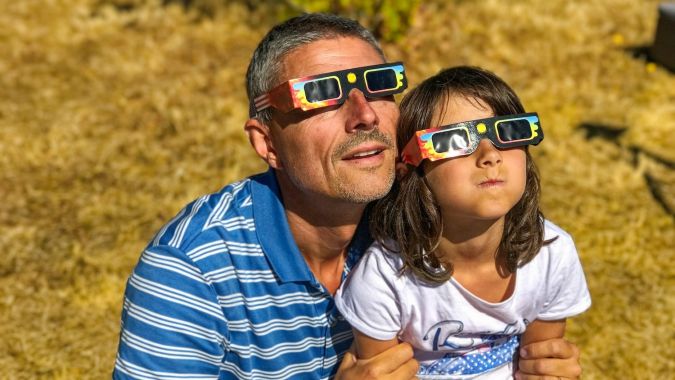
[{"left": 335, "top": 66, "right": 591, "bottom": 379}]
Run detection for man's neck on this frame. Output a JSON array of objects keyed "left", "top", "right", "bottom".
[
  {"left": 276, "top": 174, "right": 367, "bottom": 294},
  {"left": 285, "top": 207, "right": 360, "bottom": 294}
]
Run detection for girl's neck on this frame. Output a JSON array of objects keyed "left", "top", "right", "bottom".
[
  {"left": 436, "top": 216, "right": 505, "bottom": 266},
  {"left": 436, "top": 215, "right": 515, "bottom": 303}
]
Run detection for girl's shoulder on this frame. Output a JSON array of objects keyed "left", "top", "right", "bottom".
[
  {"left": 362, "top": 239, "right": 407, "bottom": 273},
  {"left": 531, "top": 218, "right": 580, "bottom": 268},
  {"left": 543, "top": 218, "right": 575, "bottom": 245}
]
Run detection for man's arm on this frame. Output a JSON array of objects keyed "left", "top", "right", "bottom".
[
  {"left": 335, "top": 332, "right": 419, "bottom": 380},
  {"left": 113, "top": 245, "right": 226, "bottom": 379}
]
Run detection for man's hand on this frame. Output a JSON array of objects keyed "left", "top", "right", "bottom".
[
  {"left": 516, "top": 338, "right": 582, "bottom": 380},
  {"left": 335, "top": 342, "right": 419, "bottom": 380}
]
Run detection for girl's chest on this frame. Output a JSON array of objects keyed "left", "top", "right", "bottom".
[{"left": 396, "top": 271, "right": 545, "bottom": 353}]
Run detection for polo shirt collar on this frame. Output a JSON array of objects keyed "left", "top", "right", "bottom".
[{"left": 250, "top": 168, "right": 313, "bottom": 283}]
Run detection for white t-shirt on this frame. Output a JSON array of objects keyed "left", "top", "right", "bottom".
[{"left": 335, "top": 220, "right": 591, "bottom": 379}]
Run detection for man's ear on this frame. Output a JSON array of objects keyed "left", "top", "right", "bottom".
[{"left": 244, "top": 118, "right": 283, "bottom": 169}]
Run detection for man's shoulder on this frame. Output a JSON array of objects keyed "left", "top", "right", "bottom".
[{"left": 149, "top": 175, "right": 262, "bottom": 253}]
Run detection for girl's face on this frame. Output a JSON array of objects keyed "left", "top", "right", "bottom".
[{"left": 423, "top": 95, "right": 527, "bottom": 222}]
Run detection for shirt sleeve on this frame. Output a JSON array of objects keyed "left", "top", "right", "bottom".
[
  {"left": 113, "top": 244, "right": 227, "bottom": 379},
  {"left": 537, "top": 230, "right": 592, "bottom": 321},
  {"left": 334, "top": 242, "right": 403, "bottom": 341}
]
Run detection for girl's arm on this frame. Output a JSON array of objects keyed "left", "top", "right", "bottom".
[
  {"left": 353, "top": 328, "right": 400, "bottom": 359},
  {"left": 337, "top": 330, "right": 419, "bottom": 380},
  {"left": 521, "top": 319, "right": 566, "bottom": 346}
]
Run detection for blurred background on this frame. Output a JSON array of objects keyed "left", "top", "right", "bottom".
[{"left": 1, "top": 0, "right": 673, "bottom": 378}]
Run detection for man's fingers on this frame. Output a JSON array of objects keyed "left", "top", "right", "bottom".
[
  {"left": 368, "top": 342, "right": 416, "bottom": 374},
  {"left": 336, "top": 343, "right": 417, "bottom": 380},
  {"left": 515, "top": 374, "right": 572, "bottom": 380},
  {"left": 518, "top": 339, "right": 581, "bottom": 379},
  {"left": 521, "top": 338, "right": 579, "bottom": 360},
  {"left": 389, "top": 356, "right": 419, "bottom": 380},
  {"left": 518, "top": 358, "right": 582, "bottom": 379},
  {"left": 338, "top": 351, "right": 357, "bottom": 371}
]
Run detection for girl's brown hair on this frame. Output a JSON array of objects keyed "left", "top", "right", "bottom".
[{"left": 370, "top": 66, "right": 553, "bottom": 283}]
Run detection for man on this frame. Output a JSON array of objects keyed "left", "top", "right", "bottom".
[{"left": 114, "top": 13, "right": 582, "bottom": 379}]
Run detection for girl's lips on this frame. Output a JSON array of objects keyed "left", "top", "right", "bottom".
[{"left": 478, "top": 179, "right": 504, "bottom": 187}]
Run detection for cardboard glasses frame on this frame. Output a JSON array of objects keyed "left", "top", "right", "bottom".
[
  {"left": 250, "top": 62, "right": 407, "bottom": 117},
  {"left": 401, "top": 113, "right": 543, "bottom": 167}
]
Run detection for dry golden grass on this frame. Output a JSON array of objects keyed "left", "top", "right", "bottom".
[{"left": 1, "top": 0, "right": 673, "bottom": 378}]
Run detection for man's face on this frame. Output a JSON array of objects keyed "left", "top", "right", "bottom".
[{"left": 268, "top": 37, "right": 399, "bottom": 204}]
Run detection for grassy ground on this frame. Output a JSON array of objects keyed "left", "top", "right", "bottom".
[{"left": 1, "top": 0, "right": 673, "bottom": 378}]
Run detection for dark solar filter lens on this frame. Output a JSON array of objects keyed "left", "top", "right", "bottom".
[
  {"left": 365, "top": 69, "right": 397, "bottom": 92},
  {"left": 496, "top": 119, "right": 533, "bottom": 141},
  {"left": 304, "top": 78, "right": 341, "bottom": 102},
  {"left": 431, "top": 128, "right": 470, "bottom": 153}
]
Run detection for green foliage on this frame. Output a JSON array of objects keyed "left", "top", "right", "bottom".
[
  {"left": 158, "top": 0, "right": 420, "bottom": 42},
  {"left": 284, "top": 0, "right": 421, "bottom": 42}
]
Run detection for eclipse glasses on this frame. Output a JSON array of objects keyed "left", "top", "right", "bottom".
[
  {"left": 251, "top": 62, "right": 408, "bottom": 117},
  {"left": 401, "top": 113, "right": 543, "bottom": 166}
]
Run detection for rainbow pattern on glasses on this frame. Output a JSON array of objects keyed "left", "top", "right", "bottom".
[
  {"left": 401, "top": 113, "right": 543, "bottom": 166},
  {"left": 250, "top": 62, "right": 407, "bottom": 117}
]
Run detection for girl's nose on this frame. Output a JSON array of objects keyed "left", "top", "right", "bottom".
[
  {"left": 475, "top": 139, "right": 502, "bottom": 167},
  {"left": 343, "top": 89, "right": 379, "bottom": 133}
]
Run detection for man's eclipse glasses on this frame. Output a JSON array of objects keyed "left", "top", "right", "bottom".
[
  {"left": 250, "top": 62, "right": 408, "bottom": 117},
  {"left": 401, "top": 113, "right": 543, "bottom": 167}
]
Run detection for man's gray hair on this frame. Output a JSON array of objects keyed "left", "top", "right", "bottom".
[{"left": 246, "top": 13, "right": 385, "bottom": 123}]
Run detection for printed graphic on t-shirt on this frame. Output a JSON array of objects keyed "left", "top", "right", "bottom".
[{"left": 418, "top": 320, "right": 520, "bottom": 377}]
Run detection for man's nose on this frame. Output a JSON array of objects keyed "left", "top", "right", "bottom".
[
  {"left": 343, "top": 89, "right": 379, "bottom": 133},
  {"left": 475, "top": 139, "right": 502, "bottom": 167}
]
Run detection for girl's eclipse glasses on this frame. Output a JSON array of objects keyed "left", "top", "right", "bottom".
[
  {"left": 251, "top": 62, "right": 407, "bottom": 117},
  {"left": 401, "top": 113, "right": 543, "bottom": 166}
]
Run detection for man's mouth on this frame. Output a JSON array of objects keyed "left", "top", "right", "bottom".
[
  {"left": 344, "top": 148, "right": 384, "bottom": 160},
  {"left": 333, "top": 129, "right": 394, "bottom": 162}
]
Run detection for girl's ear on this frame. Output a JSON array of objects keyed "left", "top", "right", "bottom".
[
  {"left": 244, "top": 118, "right": 282, "bottom": 169},
  {"left": 395, "top": 161, "right": 411, "bottom": 180}
]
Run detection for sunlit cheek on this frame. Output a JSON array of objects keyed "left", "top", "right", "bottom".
[
  {"left": 426, "top": 171, "right": 464, "bottom": 207},
  {"left": 505, "top": 150, "right": 526, "bottom": 170},
  {"left": 279, "top": 134, "right": 327, "bottom": 181},
  {"left": 510, "top": 153, "right": 528, "bottom": 195},
  {"left": 373, "top": 102, "right": 399, "bottom": 131}
]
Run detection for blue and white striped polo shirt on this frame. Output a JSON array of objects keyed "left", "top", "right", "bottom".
[{"left": 113, "top": 169, "right": 371, "bottom": 379}]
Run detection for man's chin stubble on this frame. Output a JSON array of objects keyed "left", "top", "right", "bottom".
[{"left": 332, "top": 166, "right": 395, "bottom": 204}]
